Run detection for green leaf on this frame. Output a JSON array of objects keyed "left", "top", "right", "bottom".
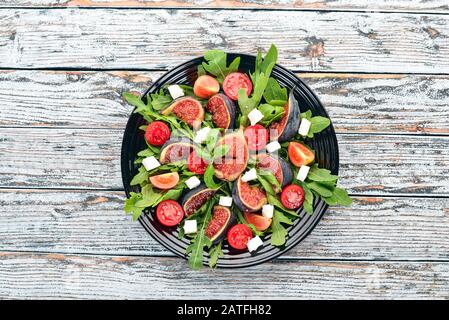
[
  {"left": 124, "top": 192, "right": 144, "bottom": 221},
  {"left": 201, "top": 50, "right": 240, "bottom": 83},
  {"left": 270, "top": 210, "right": 291, "bottom": 246},
  {"left": 212, "top": 145, "right": 229, "bottom": 160},
  {"left": 307, "top": 181, "right": 333, "bottom": 198},
  {"left": 197, "top": 65, "right": 206, "bottom": 77},
  {"left": 258, "top": 103, "right": 285, "bottom": 126},
  {"left": 123, "top": 92, "right": 147, "bottom": 113},
  {"left": 324, "top": 187, "right": 352, "bottom": 206},
  {"left": 308, "top": 116, "right": 331, "bottom": 138},
  {"left": 267, "top": 193, "right": 298, "bottom": 217},
  {"left": 299, "top": 182, "right": 314, "bottom": 214},
  {"left": 204, "top": 163, "right": 221, "bottom": 189},
  {"left": 257, "top": 175, "right": 276, "bottom": 196},
  {"left": 263, "top": 77, "right": 287, "bottom": 103},
  {"left": 307, "top": 164, "right": 338, "bottom": 182},
  {"left": 130, "top": 166, "right": 149, "bottom": 186},
  {"left": 259, "top": 170, "right": 281, "bottom": 192},
  {"left": 148, "top": 91, "right": 172, "bottom": 111},
  {"left": 208, "top": 242, "right": 224, "bottom": 268}
]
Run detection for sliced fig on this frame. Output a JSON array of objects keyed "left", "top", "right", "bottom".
[
  {"left": 206, "top": 93, "right": 236, "bottom": 129},
  {"left": 232, "top": 176, "right": 267, "bottom": 212},
  {"left": 256, "top": 154, "right": 293, "bottom": 192},
  {"left": 269, "top": 91, "right": 301, "bottom": 142},
  {"left": 159, "top": 137, "right": 193, "bottom": 164},
  {"left": 213, "top": 131, "right": 248, "bottom": 181},
  {"left": 205, "top": 205, "right": 236, "bottom": 244},
  {"left": 180, "top": 184, "right": 216, "bottom": 216},
  {"left": 161, "top": 96, "right": 204, "bottom": 129}
]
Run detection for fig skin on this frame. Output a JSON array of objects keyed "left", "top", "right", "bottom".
[
  {"left": 270, "top": 91, "right": 301, "bottom": 142},
  {"left": 205, "top": 205, "right": 236, "bottom": 244},
  {"left": 232, "top": 177, "right": 267, "bottom": 212},
  {"left": 206, "top": 93, "right": 236, "bottom": 130},
  {"left": 159, "top": 137, "right": 193, "bottom": 164},
  {"left": 180, "top": 184, "right": 217, "bottom": 216}
]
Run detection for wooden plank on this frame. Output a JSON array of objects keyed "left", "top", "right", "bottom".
[
  {"left": 1, "top": 252, "right": 448, "bottom": 299},
  {"left": 1, "top": 128, "right": 448, "bottom": 194},
  {"left": 1, "top": 71, "right": 449, "bottom": 135},
  {"left": 1, "top": 0, "right": 448, "bottom": 13},
  {"left": 0, "top": 9, "right": 448, "bottom": 73},
  {"left": 1, "top": 189, "right": 448, "bottom": 261}
]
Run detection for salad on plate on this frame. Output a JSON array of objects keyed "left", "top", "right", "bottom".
[{"left": 123, "top": 44, "right": 352, "bottom": 269}]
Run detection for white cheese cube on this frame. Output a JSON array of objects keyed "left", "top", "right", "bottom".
[
  {"left": 184, "top": 220, "right": 197, "bottom": 234},
  {"left": 142, "top": 156, "right": 161, "bottom": 171},
  {"left": 248, "top": 108, "right": 264, "bottom": 126},
  {"left": 262, "top": 204, "right": 274, "bottom": 219},
  {"left": 167, "top": 85, "right": 184, "bottom": 99},
  {"left": 241, "top": 168, "right": 257, "bottom": 182},
  {"left": 193, "top": 127, "right": 211, "bottom": 144},
  {"left": 247, "top": 236, "right": 263, "bottom": 252},
  {"left": 219, "top": 196, "right": 233, "bottom": 207},
  {"left": 298, "top": 118, "right": 312, "bottom": 136},
  {"left": 296, "top": 165, "right": 310, "bottom": 182},
  {"left": 266, "top": 141, "right": 281, "bottom": 153},
  {"left": 185, "top": 176, "right": 201, "bottom": 189}
]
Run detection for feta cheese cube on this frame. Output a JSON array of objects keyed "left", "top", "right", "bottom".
[
  {"left": 194, "top": 126, "right": 211, "bottom": 144},
  {"left": 241, "top": 168, "right": 257, "bottom": 182},
  {"left": 184, "top": 220, "right": 197, "bottom": 234},
  {"left": 219, "top": 196, "right": 233, "bottom": 207},
  {"left": 262, "top": 204, "right": 274, "bottom": 219},
  {"left": 142, "top": 156, "right": 161, "bottom": 171},
  {"left": 248, "top": 108, "right": 264, "bottom": 126},
  {"left": 167, "top": 85, "right": 184, "bottom": 99},
  {"left": 266, "top": 141, "right": 281, "bottom": 153},
  {"left": 185, "top": 176, "right": 201, "bottom": 189},
  {"left": 247, "top": 236, "right": 263, "bottom": 252},
  {"left": 298, "top": 118, "right": 312, "bottom": 136},
  {"left": 296, "top": 165, "right": 310, "bottom": 182}
]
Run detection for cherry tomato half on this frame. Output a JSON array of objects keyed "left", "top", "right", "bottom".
[
  {"left": 280, "top": 184, "right": 305, "bottom": 210},
  {"left": 156, "top": 200, "right": 184, "bottom": 227},
  {"left": 187, "top": 151, "right": 209, "bottom": 175},
  {"left": 145, "top": 121, "right": 171, "bottom": 146},
  {"left": 227, "top": 224, "right": 253, "bottom": 250},
  {"left": 244, "top": 124, "right": 269, "bottom": 151},
  {"left": 223, "top": 72, "right": 253, "bottom": 101}
]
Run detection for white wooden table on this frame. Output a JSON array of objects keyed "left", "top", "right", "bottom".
[{"left": 0, "top": 0, "right": 448, "bottom": 299}]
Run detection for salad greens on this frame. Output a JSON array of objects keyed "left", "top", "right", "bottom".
[{"left": 122, "top": 44, "right": 351, "bottom": 269}]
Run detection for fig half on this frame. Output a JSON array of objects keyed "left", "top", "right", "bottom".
[
  {"left": 213, "top": 131, "right": 249, "bottom": 181},
  {"left": 159, "top": 137, "right": 193, "bottom": 164},
  {"left": 161, "top": 96, "right": 204, "bottom": 129},
  {"left": 232, "top": 176, "right": 267, "bottom": 212},
  {"left": 206, "top": 93, "right": 236, "bottom": 129},
  {"left": 269, "top": 91, "right": 301, "bottom": 142},
  {"left": 180, "top": 184, "right": 217, "bottom": 216},
  {"left": 205, "top": 205, "right": 236, "bottom": 244}
]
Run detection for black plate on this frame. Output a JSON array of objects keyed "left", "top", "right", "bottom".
[{"left": 121, "top": 53, "right": 339, "bottom": 268}]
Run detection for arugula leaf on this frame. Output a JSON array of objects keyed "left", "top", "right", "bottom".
[
  {"left": 322, "top": 187, "right": 352, "bottom": 206},
  {"left": 257, "top": 175, "right": 275, "bottom": 196},
  {"left": 251, "top": 44, "right": 277, "bottom": 85},
  {"left": 307, "top": 181, "right": 333, "bottom": 198},
  {"left": 208, "top": 241, "right": 224, "bottom": 268},
  {"left": 201, "top": 50, "right": 240, "bottom": 83},
  {"left": 123, "top": 92, "right": 148, "bottom": 114},
  {"left": 203, "top": 163, "right": 221, "bottom": 189},
  {"left": 124, "top": 192, "right": 145, "bottom": 221},
  {"left": 258, "top": 103, "right": 285, "bottom": 126},
  {"left": 299, "top": 181, "right": 314, "bottom": 214},
  {"left": 130, "top": 166, "right": 149, "bottom": 186},
  {"left": 263, "top": 77, "right": 287, "bottom": 104},
  {"left": 212, "top": 145, "right": 229, "bottom": 160},
  {"left": 259, "top": 170, "right": 281, "bottom": 193},
  {"left": 186, "top": 199, "right": 215, "bottom": 269},
  {"left": 147, "top": 90, "right": 172, "bottom": 111},
  {"left": 307, "top": 164, "right": 338, "bottom": 182},
  {"left": 267, "top": 193, "right": 298, "bottom": 217},
  {"left": 300, "top": 111, "right": 331, "bottom": 138},
  {"left": 270, "top": 210, "right": 292, "bottom": 246}
]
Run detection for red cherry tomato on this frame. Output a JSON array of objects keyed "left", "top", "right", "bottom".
[
  {"left": 156, "top": 200, "right": 184, "bottom": 227},
  {"left": 193, "top": 75, "right": 220, "bottom": 99},
  {"left": 244, "top": 124, "right": 269, "bottom": 151},
  {"left": 223, "top": 72, "right": 253, "bottom": 101},
  {"left": 187, "top": 151, "right": 208, "bottom": 174},
  {"left": 145, "top": 121, "right": 171, "bottom": 146},
  {"left": 280, "top": 184, "right": 305, "bottom": 210},
  {"left": 227, "top": 224, "right": 253, "bottom": 250}
]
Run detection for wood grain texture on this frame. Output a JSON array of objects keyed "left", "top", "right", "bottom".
[
  {"left": 1, "top": 0, "right": 448, "bottom": 13},
  {"left": 0, "top": 9, "right": 448, "bottom": 73},
  {"left": 1, "top": 252, "right": 448, "bottom": 299},
  {"left": 1, "top": 71, "right": 449, "bottom": 135},
  {"left": 1, "top": 128, "right": 448, "bottom": 194},
  {"left": 1, "top": 189, "right": 448, "bottom": 261}
]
